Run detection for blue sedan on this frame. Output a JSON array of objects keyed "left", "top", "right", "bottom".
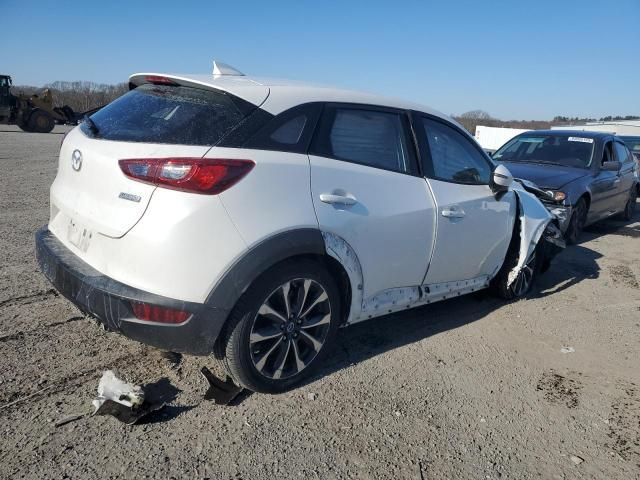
[{"left": 493, "top": 130, "right": 638, "bottom": 243}]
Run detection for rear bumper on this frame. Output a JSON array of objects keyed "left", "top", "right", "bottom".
[{"left": 35, "top": 226, "right": 228, "bottom": 355}]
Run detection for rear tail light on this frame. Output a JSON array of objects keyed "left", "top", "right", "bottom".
[
  {"left": 130, "top": 301, "right": 191, "bottom": 324},
  {"left": 119, "top": 158, "right": 254, "bottom": 195}
]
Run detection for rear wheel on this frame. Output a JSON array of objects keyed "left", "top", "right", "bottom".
[
  {"left": 621, "top": 187, "right": 637, "bottom": 221},
  {"left": 219, "top": 259, "right": 341, "bottom": 393},
  {"left": 27, "top": 110, "right": 55, "bottom": 133},
  {"left": 565, "top": 198, "right": 588, "bottom": 245}
]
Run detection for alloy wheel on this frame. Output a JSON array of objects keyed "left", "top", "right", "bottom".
[
  {"left": 249, "top": 278, "right": 332, "bottom": 380},
  {"left": 626, "top": 190, "right": 637, "bottom": 218},
  {"left": 510, "top": 250, "right": 536, "bottom": 297}
]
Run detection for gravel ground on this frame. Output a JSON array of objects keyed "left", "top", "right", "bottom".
[{"left": 0, "top": 125, "right": 639, "bottom": 479}]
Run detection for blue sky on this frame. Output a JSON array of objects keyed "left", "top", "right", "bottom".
[{"left": 3, "top": 0, "right": 639, "bottom": 119}]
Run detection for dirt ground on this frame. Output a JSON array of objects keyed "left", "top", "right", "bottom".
[{"left": 1, "top": 125, "right": 639, "bottom": 480}]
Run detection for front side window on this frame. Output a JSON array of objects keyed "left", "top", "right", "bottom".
[
  {"left": 493, "top": 134, "right": 595, "bottom": 169},
  {"left": 602, "top": 141, "right": 613, "bottom": 164},
  {"left": 422, "top": 118, "right": 492, "bottom": 184},
  {"left": 314, "top": 107, "right": 413, "bottom": 173}
]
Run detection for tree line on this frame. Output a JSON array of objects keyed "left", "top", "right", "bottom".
[
  {"left": 453, "top": 110, "right": 640, "bottom": 135},
  {"left": 12, "top": 81, "right": 128, "bottom": 114},
  {"left": 11, "top": 83, "right": 640, "bottom": 131}
]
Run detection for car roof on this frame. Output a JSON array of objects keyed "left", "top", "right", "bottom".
[
  {"left": 526, "top": 129, "right": 614, "bottom": 139},
  {"left": 129, "top": 71, "right": 459, "bottom": 130}
]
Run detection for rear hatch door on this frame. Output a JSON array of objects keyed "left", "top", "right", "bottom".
[
  {"left": 53, "top": 129, "right": 211, "bottom": 238},
  {"left": 50, "top": 80, "right": 268, "bottom": 239}
]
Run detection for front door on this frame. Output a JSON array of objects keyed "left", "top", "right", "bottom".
[
  {"left": 415, "top": 115, "right": 516, "bottom": 285},
  {"left": 613, "top": 140, "right": 636, "bottom": 212},
  {"left": 308, "top": 104, "right": 436, "bottom": 301},
  {"left": 591, "top": 139, "right": 623, "bottom": 220}
]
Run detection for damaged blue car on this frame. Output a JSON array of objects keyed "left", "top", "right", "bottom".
[{"left": 493, "top": 130, "right": 639, "bottom": 243}]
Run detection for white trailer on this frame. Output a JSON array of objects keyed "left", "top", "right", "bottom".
[{"left": 474, "top": 125, "right": 529, "bottom": 152}]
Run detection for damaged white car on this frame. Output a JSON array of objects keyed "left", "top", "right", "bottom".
[{"left": 36, "top": 62, "right": 564, "bottom": 393}]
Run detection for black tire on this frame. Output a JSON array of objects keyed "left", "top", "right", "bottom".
[
  {"left": 27, "top": 110, "right": 55, "bottom": 133},
  {"left": 219, "top": 259, "right": 341, "bottom": 393},
  {"left": 16, "top": 118, "right": 31, "bottom": 132},
  {"left": 565, "top": 198, "right": 588, "bottom": 245},
  {"left": 491, "top": 240, "right": 540, "bottom": 300},
  {"left": 620, "top": 187, "right": 637, "bottom": 221}
]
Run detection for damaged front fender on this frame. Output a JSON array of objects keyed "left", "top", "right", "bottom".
[{"left": 508, "top": 183, "right": 565, "bottom": 287}]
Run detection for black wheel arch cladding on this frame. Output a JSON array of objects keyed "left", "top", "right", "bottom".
[{"left": 205, "top": 228, "right": 326, "bottom": 315}]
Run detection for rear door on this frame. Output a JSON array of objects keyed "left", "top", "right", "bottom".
[
  {"left": 415, "top": 114, "right": 515, "bottom": 285},
  {"left": 308, "top": 104, "right": 436, "bottom": 300}
]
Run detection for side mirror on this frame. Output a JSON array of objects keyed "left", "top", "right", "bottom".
[
  {"left": 491, "top": 164, "right": 513, "bottom": 194},
  {"left": 601, "top": 160, "right": 621, "bottom": 172}
]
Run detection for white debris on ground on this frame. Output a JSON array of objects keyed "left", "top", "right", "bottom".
[
  {"left": 92, "top": 370, "right": 144, "bottom": 411},
  {"left": 570, "top": 455, "right": 585, "bottom": 465}
]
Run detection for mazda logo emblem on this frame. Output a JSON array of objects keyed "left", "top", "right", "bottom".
[{"left": 71, "top": 150, "right": 82, "bottom": 171}]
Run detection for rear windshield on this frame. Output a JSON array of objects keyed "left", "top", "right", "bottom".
[
  {"left": 81, "top": 84, "right": 254, "bottom": 145},
  {"left": 493, "top": 134, "right": 595, "bottom": 168}
]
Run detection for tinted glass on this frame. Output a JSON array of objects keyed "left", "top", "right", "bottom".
[
  {"left": 422, "top": 118, "right": 491, "bottom": 184},
  {"left": 493, "top": 134, "right": 594, "bottom": 168},
  {"left": 82, "top": 84, "right": 252, "bottom": 145},
  {"left": 614, "top": 142, "right": 631, "bottom": 164},
  {"left": 270, "top": 115, "right": 307, "bottom": 144},
  {"left": 320, "top": 109, "right": 411, "bottom": 173},
  {"left": 602, "top": 141, "right": 613, "bottom": 164},
  {"left": 621, "top": 136, "right": 640, "bottom": 156}
]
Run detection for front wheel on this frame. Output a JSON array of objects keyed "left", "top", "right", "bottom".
[
  {"left": 491, "top": 244, "right": 540, "bottom": 300},
  {"left": 219, "top": 259, "right": 341, "bottom": 393},
  {"left": 621, "top": 187, "right": 637, "bottom": 221},
  {"left": 565, "top": 198, "right": 588, "bottom": 245},
  {"left": 27, "top": 109, "right": 55, "bottom": 133}
]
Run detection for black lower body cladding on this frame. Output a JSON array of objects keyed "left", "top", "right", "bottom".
[
  {"left": 35, "top": 227, "right": 227, "bottom": 355},
  {"left": 35, "top": 227, "right": 328, "bottom": 355}
]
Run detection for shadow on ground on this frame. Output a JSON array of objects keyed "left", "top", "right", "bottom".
[
  {"left": 580, "top": 199, "right": 640, "bottom": 242},
  {"left": 306, "top": 237, "right": 603, "bottom": 386}
]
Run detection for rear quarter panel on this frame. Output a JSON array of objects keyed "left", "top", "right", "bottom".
[{"left": 209, "top": 147, "right": 319, "bottom": 247}]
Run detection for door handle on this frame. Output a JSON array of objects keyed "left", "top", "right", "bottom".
[
  {"left": 319, "top": 193, "right": 357, "bottom": 206},
  {"left": 441, "top": 206, "right": 466, "bottom": 218}
]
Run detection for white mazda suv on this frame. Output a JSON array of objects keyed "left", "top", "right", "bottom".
[{"left": 36, "top": 62, "right": 563, "bottom": 393}]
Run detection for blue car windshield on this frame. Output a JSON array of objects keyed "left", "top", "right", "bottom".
[{"left": 493, "top": 135, "right": 595, "bottom": 168}]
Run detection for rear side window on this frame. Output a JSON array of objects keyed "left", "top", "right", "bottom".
[
  {"left": 244, "top": 103, "right": 322, "bottom": 153},
  {"left": 82, "top": 84, "right": 255, "bottom": 146},
  {"left": 422, "top": 118, "right": 492, "bottom": 184},
  {"left": 312, "top": 107, "right": 414, "bottom": 174},
  {"left": 271, "top": 115, "right": 306, "bottom": 144}
]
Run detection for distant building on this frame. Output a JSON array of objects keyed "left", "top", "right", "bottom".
[
  {"left": 474, "top": 125, "right": 529, "bottom": 152},
  {"left": 551, "top": 120, "right": 640, "bottom": 136}
]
